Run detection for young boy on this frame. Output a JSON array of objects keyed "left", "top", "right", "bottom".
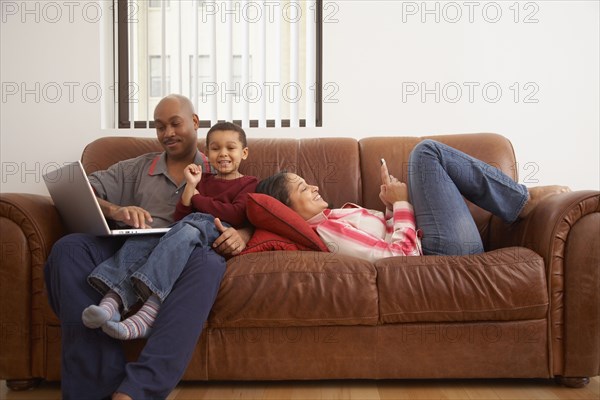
[{"left": 83, "top": 122, "right": 257, "bottom": 340}]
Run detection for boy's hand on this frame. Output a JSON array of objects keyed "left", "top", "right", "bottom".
[
  {"left": 213, "top": 218, "right": 247, "bottom": 256},
  {"left": 183, "top": 164, "right": 203, "bottom": 186},
  {"left": 181, "top": 164, "right": 202, "bottom": 206}
]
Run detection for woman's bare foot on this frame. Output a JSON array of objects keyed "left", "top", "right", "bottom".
[{"left": 519, "top": 185, "right": 571, "bottom": 218}]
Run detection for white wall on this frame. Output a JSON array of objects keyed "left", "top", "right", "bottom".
[{"left": 1, "top": 1, "right": 598, "bottom": 196}]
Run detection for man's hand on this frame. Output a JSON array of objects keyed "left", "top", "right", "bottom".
[
  {"left": 212, "top": 218, "right": 251, "bottom": 257},
  {"left": 111, "top": 206, "right": 154, "bottom": 229},
  {"left": 97, "top": 198, "right": 153, "bottom": 228}
]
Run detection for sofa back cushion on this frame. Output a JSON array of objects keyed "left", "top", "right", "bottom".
[
  {"left": 81, "top": 133, "right": 517, "bottom": 247},
  {"left": 82, "top": 137, "right": 362, "bottom": 208},
  {"left": 82, "top": 137, "right": 163, "bottom": 174},
  {"left": 359, "top": 133, "right": 518, "bottom": 245}
]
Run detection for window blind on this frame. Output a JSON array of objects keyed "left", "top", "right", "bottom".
[{"left": 117, "top": 0, "right": 322, "bottom": 128}]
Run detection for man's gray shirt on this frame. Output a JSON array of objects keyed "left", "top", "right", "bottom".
[{"left": 88, "top": 151, "right": 209, "bottom": 228}]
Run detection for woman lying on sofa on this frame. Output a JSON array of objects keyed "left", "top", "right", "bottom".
[{"left": 255, "top": 139, "right": 568, "bottom": 259}]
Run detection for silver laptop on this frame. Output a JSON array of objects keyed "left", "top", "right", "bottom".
[{"left": 43, "top": 161, "right": 170, "bottom": 236}]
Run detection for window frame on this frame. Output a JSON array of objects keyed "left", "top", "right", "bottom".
[{"left": 117, "top": 0, "right": 323, "bottom": 129}]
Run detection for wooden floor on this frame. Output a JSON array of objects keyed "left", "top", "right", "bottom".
[{"left": 1, "top": 377, "right": 598, "bottom": 400}]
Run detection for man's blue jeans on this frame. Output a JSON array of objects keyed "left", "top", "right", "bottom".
[
  {"left": 88, "top": 213, "right": 226, "bottom": 311},
  {"left": 407, "top": 139, "right": 529, "bottom": 256},
  {"left": 44, "top": 233, "right": 226, "bottom": 399}
]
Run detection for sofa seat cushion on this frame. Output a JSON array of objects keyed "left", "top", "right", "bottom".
[
  {"left": 208, "top": 251, "right": 379, "bottom": 328},
  {"left": 376, "top": 247, "right": 548, "bottom": 323}
]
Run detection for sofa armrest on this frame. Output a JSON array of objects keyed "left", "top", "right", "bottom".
[
  {"left": 489, "top": 190, "right": 598, "bottom": 256},
  {"left": 488, "top": 190, "right": 600, "bottom": 378},
  {"left": 0, "top": 193, "right": 66, "bottom": 380}
]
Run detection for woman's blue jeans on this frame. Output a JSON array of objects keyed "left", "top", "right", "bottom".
[
  {"left": 407, "top": 139, "right": 529, "bottom": 256},
  {"left": 88, "top": 213, "right": 226, "bottom": 310}
]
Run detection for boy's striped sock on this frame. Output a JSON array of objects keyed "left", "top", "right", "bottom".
[
  {"left": 82, "top": 291, "right": 121, "bottom": 329},
  {"left": 102, "top": 295, "right": 160, "bottom": 340}
]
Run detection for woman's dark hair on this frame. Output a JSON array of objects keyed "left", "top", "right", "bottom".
[
  {"left": 206, "top": 122, "right": 247, "bottom": 147},
  {"left": 255, "top": 172, "right": 291, "bottom": 206}
]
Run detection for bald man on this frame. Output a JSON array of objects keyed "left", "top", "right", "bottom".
[{"left": 45, "top": 94, "right": 251, "bottom": 400}]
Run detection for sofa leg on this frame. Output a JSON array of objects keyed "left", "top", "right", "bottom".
[
  {"left": 6, "top": 378, "right": 42, "bottom": 391},
  {"left": 555, "top": 376, "right": 591, "bottom": 388}
]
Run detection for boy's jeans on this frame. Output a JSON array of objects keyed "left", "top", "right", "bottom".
[
  {"left": 407, "top": 139, "right": 529, "bottom": 256},
  {"left": 88, "top": 212, "right": 227, "bottom": 310}
]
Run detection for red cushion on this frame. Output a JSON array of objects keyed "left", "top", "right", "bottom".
[
  {"left": 245, "top": 193, "right": 329, "bottom": 252},
  {"left": 241, "top": 229, "right": 309, "bottom": 254}
]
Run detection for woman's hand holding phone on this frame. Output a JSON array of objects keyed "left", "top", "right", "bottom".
[{"left": 379, "top": 158, "right": 408, "bottom": 209}]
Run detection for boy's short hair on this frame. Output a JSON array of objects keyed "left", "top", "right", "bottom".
[{"left": 206, "top": 122, "right": 247, "bottom": 148}]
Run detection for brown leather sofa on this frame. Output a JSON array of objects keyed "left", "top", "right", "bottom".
[{"left": 1, "top": 133, "right": 599, "bottom": 391}]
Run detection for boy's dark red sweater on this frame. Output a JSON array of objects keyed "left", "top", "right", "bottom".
[{"left": 173, "top": 173, "right": 258, "bottom": 228}]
